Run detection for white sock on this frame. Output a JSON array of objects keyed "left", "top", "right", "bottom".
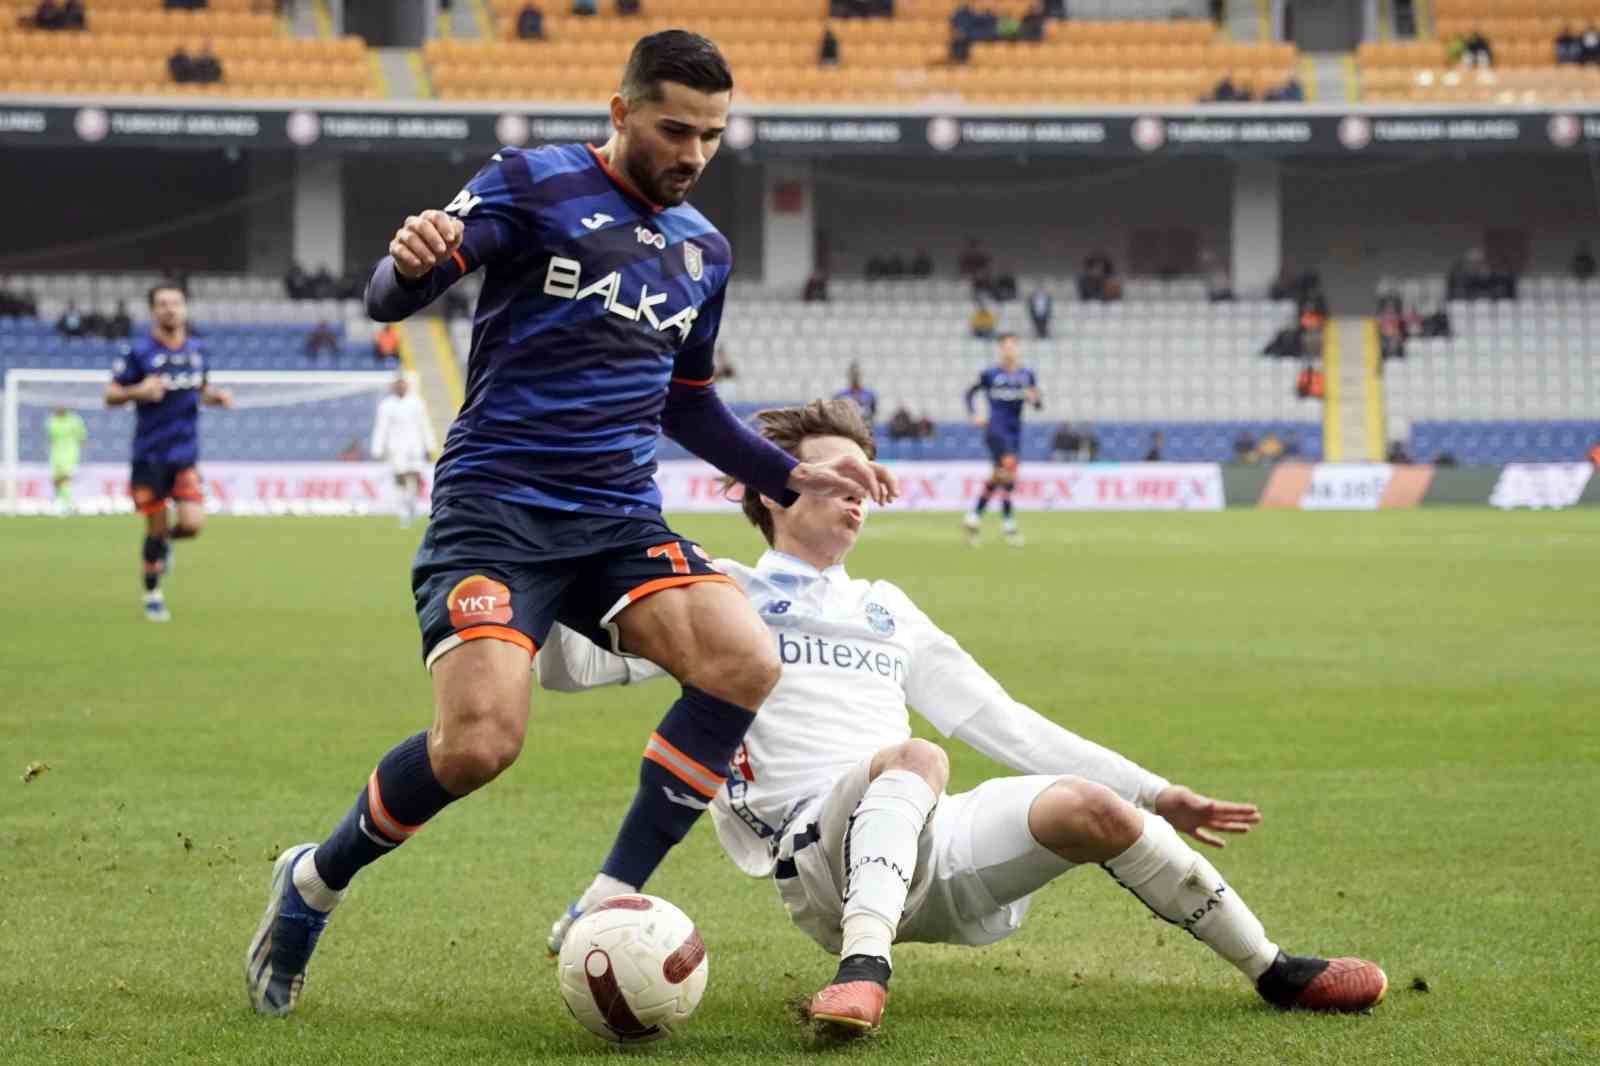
[
  {"left": 292, "top": 849, "right": 343, "bottom": 913},
  {"left": 576, "top": 872, "right": 637, "bottom": 913},
  {"left": 1102, "top": 813, "right": 1279, "bottom": 981},
  {"left": 840, "top": 769, "right": 939, "bottom": 966}
]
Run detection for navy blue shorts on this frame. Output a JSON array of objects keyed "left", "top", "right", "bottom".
[
  {"left": 412, "top": 496, "right": 730, "bottom": 669},
  {"left": 129, "top": 460, "right": 202, "bottom": 515},
  {"left": 985, "top": 431, "right": 1021, "bottom": 466}
]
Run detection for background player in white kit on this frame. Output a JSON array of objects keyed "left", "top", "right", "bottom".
[
  {"left": 369, "top": 375, "right": 436, "bottom": 527},
  {"left": 540, "top": 399, "right": 1386, "bottom": 1034}
]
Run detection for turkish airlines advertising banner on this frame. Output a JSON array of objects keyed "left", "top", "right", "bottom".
[{"left": 656, "top": 460, "right": 1225, "bottom": 513}]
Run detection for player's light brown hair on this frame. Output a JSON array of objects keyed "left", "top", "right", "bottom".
[{"left": 737, "top": 398, "right": 877, "bottom": 546}]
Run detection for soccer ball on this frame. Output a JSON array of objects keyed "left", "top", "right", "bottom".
[{"left": 555, "top": 894, "right": 708, "bottom": 1043}]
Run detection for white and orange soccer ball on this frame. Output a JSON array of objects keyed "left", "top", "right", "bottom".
[{"left": 555, "top": 894, "right": 708, "bottom": 1043}]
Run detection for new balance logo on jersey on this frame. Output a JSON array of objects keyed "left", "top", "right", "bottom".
[
  {"left": 661, "top": 786, "right": 710, "bottom": 811},
  {"left": 581, "top": 213, "right": 614, "bottom": 230},
  {"left": 542, "top": 256, "right": 699, "bottom": 341}
]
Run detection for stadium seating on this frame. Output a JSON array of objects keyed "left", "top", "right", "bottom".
[
  {"left": 1379, "top": 274, "right": 1600, "bottom": 462},
  {"left": 0, "top": 1, "right": 374, "bottom": 99},
  {"left": 1409, "top": 419, "right": 1600, "bottom": 464},
  {"left": 431, "top": 3, "right": 1294, "bottom": 106}
]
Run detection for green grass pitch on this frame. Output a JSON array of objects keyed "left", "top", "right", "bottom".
[{"left": 3, "top": 509, "right": 1598, "bottom": 1065}]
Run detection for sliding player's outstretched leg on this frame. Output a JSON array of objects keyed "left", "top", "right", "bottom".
[
  {"left": 809, "top": 740, "right": 945, "bottom": 1034},
  {"left": 1027, "top": 778, "right": 1387, "bottom": 1012},
  {"left": 246, "top": 636, "right": 531, "bottom": 1015}
]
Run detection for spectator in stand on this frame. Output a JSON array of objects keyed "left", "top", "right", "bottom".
[
  {"left": 26, "top": 1, "right": 64, "bottom": 30},
  {"left": 56, "top": 301, "right": 85, "bottom": 338},
  {"left": 305, "top": 320, "right": 340, "bottom": 360},
  {"left": 1386, "top": 440, "right": 1413, "bottom": 464},
  {"left": 572, "top": 0, "right": 596, "bottom": 14},
  {"left": 1588, "top": 439, "right": 1600, "bottom": 466},
  {"left": 1051, "top": 422, "right": 1097, "bottom": 462},
  {"left": 1583, "top": 25, "right": 1600, "bottom": 64},
  {"left": 1202, "top": 250, "right": 1233, "bottom": 302},
  {"left": 285, "top": 261, "right": 311, "bottom": 300},
  {"left": 1378, "top": 302, "right": 1407, "bottom": 360},
  {"left": 0, "top": 287, "right": 38, "bottom": 318},
  {"left": 957, "top": 236, "right": 992, "bottom": 279},
  {"left": 1574, "top": 241, "right": 1596, "bottom": 281},
  {"left": 909, "top": 248, "right": 932, "bottom": 277},
  {"left": 1448, "top": 247, "right": 1514, "bottom": 301},
  {"left": 1019, "top": 5, "right": 1045, "bottom": 42},
  {"left": 1556, "top": 26, "right": 1583, "bottom": 64},
  {"left": 819, "top": 24, "right": 840, "bottom": 66},
  {"left": 834, "top": 363, "right": 879, "bottom": 422},
  {"left": 802, "top": 270, "right": 829, "bottom": 303},
  {"left": 166, "top": 0, "right": 207, "bottom": 9},
  {"left": 1026, "top": 285, "right": 1053, "bottom": 339},
  {"left": 1263, "top": 75, "right": 1304, "bottom": 102},
  {"left": 1143, "top": 431, "right": 1164, "bottom": 462},
  {"left": 988, "top": 269, "right": 1017, "bottom": 302},
  {"left": 887, "top": 404, "right": 933, "bottom": 442},
  {"left": 308, "top": 265, "right": 338, "bottom": 299},
  {"left": 969, "top": 303, "right": 996, "bottom": 339},
  {"left": 1209, "top": 75, "right": 1250, "bottom": 102},
  {"left": 61, "top": 0, "right": 83, "bottom": 28},
  {"left": 516, "top": 4, "right": 544, "bottom": 39},
  {"left": 373, "top": 323, "right": 400, "bottom": 365},
  {"left": 106, "top": 300, "right": 132, "bottom": 339},
  {"left": 1077, "top": 249, "right": 1116, "bottom": 302},
  {"left": 617, "top": 0, "right": 641, "bottom": 14},
  {"left": 1461, "top": 30, "right": 1493, "bottom": 68},
  {"left": 1232, "top": 429, "right": 1255, "bottom": 464},
  {"left": 168, "top": 45, "right": 196, "bottom": 84},
  {"left": 191, "top": 40, "right": 223, "bottom": 84},
  {"left": 1295, "top": 361, "right": 1325, "bottom": 400}
]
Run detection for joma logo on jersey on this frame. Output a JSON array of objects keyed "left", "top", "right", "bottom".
[
  {"left": 447, "top": 575, "right": 513, "bottom": 628},
  {"left": 543, "top": 256, "right": 699, "bottom": 341}
]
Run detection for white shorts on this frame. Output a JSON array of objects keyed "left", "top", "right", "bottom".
[
  {"left": 773, "top": 760, "right": 1075, "bottom": 954},
  {"left": 388, "top": 452, "right": 426, "bottom": 478}
]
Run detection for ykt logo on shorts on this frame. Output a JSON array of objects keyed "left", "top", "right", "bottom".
[{"left": 447, "top": 574, "right": 513, "bottom": 628}]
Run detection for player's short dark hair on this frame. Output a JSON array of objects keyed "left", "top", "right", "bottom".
[
  {"left": 737, "top": 399, "right": 876, "bottom": 546},
  {"left": 997, "top": 331, "right": 1018, "bottom": 342},
  {"left": 147, "top": 281, "right": 186, "bottom": 307},
  {"left": 619, "top": 30, "right": 733, "bottom": 105}
]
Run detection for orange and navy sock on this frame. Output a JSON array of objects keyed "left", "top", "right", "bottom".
[
  {"left": 313, "top": 731, "right": 458, "bottom": 891},
  {"left": 600, "top": 686, "right": 752, "bottom": 888},
  {"left": 141, "top": 535, "right": 167, "bottom": 592}
]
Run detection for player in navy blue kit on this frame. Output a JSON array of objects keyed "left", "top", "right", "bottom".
[
  {"left": 104, "top": 283, "right": 232, "bottom": 622},
  {"left": 245, "top": 31, "right": 897, "bottom": 1016},
  {"left": 963, "top": 332, "right": 1040, "bottom": 548}
]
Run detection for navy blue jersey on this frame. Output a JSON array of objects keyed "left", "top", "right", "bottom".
[
  {"left": 833, "top": 386, "right": 878, "bottom": 422},
  {"left": 965, "top": 365, "right": 1040, "bottom": 437},
  {"left": 111, "top": 333, "right": 208, "bottom": 466},
  {"left": 382, "top": 143, "right": 734, "bottom": 517}
]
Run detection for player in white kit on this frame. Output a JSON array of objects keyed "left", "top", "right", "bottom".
[
  {"left": 369, "top": 375, "right": 436, "bottom": 527},
  {"left": 540, "top": 399, "right": 1386, "bottom": 1033}
]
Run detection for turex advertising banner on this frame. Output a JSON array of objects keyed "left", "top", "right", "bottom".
[{"left": 10, "top": 462, "right": 425, "bottom": 515}]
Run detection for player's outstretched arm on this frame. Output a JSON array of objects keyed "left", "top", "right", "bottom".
[
  {"left": 894, "top": 587, "right": 1171, "bottom": 810},
  {"left": 1150, "top": 785, "right": 1261, "bottom": 848}
]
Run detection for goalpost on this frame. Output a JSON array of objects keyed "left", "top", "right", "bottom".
[{"left": 2, "top": 369, "right": 413, "bottom": 515}]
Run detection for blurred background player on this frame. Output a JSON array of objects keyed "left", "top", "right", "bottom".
[
  {"left": 833, "top": 361, "right": 878, "bottom": 422},
  {"left": 45, "top": 404, "right": 86, "bottom": 515},
  {"left": 245, "top": 31, "right": 896, "bottom": 1018},
  {"left": 369, "top": 374, "right": 436, "bottom": 527},
  {"left": 541, "top": 399, "right": 1387, "bottom": 1032},
  {"left": 963, "top": 332, "right": 1041, "bottom": 547},
  {"left": 104, "top": 283, "right": 232, "bottom": 622}
]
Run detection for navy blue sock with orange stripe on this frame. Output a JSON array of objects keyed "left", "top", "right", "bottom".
[
  {"left": 312, "top": 731, "right": 458, "bottom": 891},
  {"left": 600, "top": 686, "right": 753, "bottom": 888}
]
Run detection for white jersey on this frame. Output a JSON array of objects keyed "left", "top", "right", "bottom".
[
  {"left": 537, "top": 549, "right": 1169, "bottom": 878},
  {"left": 370, "top": 393, "right": 436, "bottom": 472}
]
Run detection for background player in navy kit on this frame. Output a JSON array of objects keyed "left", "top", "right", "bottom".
[
  {"left": 104, "top": 283, "right": 232, "bottom": 622},
  {"left": 963, "top": 332, "right": 1040, "bottom": 548},
  {"left": 245, "top": 31, "right": 897, "bottom": 1017}
]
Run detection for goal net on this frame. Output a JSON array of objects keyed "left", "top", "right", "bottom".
[{"left": 2, "top": 369, "right": 417, "bottom": 515}]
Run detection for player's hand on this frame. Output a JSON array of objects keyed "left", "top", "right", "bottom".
[
  {"left": 1153, "top": 785, "right": 1261, "bottom": 849},
  {"left": 390, "top": 209, "right": 465, "bottom": 280},
  {"left": 787, "top": 453, "right": 899, "bottom": 506},
  {"left": 132, "top": 378, "right": 166, "bottom": 403},
  {"left": 970, "top": 415, "right": 987, "bottom": 429},
  {"left": 210, "top": 388, "right": 234, "bottom": 409}
]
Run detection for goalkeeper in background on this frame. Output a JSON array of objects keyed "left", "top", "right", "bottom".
[{"left": 46, "top": 406, "right": 86, "bottom": 514}]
